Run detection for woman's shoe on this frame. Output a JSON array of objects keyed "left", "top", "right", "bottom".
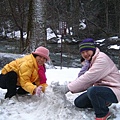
[{"left": 95, "top": 112, "right": 111, "bottom": 120}]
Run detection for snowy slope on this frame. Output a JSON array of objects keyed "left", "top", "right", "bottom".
[{"left": 0, "top": 67, "right": 120, "bottom": 120}]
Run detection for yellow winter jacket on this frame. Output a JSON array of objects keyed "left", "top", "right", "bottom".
[{"left": 1, "top": 54, "right": 48, "bottom": 94}]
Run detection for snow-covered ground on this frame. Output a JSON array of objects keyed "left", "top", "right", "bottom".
[{"left": 0, "top": 67, "right": 120, "bottom": 120}]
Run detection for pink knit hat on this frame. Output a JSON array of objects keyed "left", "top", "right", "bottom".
[{"left": 32, "top": 46, "right": 50, "bottom": 61}]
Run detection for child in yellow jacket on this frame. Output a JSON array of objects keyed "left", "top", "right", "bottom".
[{"left": 0, "top": 46, "right": 50, "bottom": 99}]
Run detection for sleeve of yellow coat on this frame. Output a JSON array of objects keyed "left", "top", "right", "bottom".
[{"left": 19, "top": 61, "right": 37, "bottom": 95}]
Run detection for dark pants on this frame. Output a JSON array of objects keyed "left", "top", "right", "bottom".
[
  {"left": 0, "top": 71, "right": 28, "bottom": 99},
  {"left": 74, "top": 86, "right": 118, "bottom": 118}
]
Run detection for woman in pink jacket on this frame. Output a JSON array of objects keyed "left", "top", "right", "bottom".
[{"left": 54, "top": 38, "right": 120, "bottom": 120}]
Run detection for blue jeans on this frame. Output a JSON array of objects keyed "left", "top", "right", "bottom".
[{"left": 74, "top": 86, "right": 118, "bottom": 118}]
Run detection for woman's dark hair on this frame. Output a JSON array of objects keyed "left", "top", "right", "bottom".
[
  {"left": 80, "top": 57, "right": 85, "bottom": 63},
  {"left": 89, "top": 49, "right": 96, "bottom": 61},
  {"left": 32, "top": 53, "right": 39, "bottom": 58}
]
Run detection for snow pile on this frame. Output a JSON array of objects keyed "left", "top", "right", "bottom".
[{"left": 0, "top": 67, "right": 120, "bottom": 120}]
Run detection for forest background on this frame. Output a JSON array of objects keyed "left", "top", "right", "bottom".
[{"left": 0, "top": 0, "right": 120, "bottom": 68}]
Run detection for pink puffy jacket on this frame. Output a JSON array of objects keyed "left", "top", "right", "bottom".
[{"left": 68, "top": 48, "right": 120, "bottom": 101}]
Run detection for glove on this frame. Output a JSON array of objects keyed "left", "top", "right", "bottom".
[
  {"left": 53, "top": 85, "right": 69, "bottom": 94},
  {"left": 35, "top": 86, "right": 42, "bottom": 97}
]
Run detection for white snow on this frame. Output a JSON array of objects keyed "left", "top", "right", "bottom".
[
  {"left": 108, "top": 45, "right": 120, "bottom": 50},
  {"left": 0, "top": 67, "right": 120, "bottom": 120},
  {"left": 6, "top": 31, "right": 27, "bottom": 39},
  {"left": 47, "top": 28, "right": 56, "bottom": 40}
]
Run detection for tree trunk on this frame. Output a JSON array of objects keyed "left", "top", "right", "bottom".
[{"left": 28, "top": 0, "right": 47, "bottom": 52}]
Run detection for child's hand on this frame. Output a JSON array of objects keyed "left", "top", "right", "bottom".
[{"left": 35, "top": 86, "right": 42, "bottom": 97}]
